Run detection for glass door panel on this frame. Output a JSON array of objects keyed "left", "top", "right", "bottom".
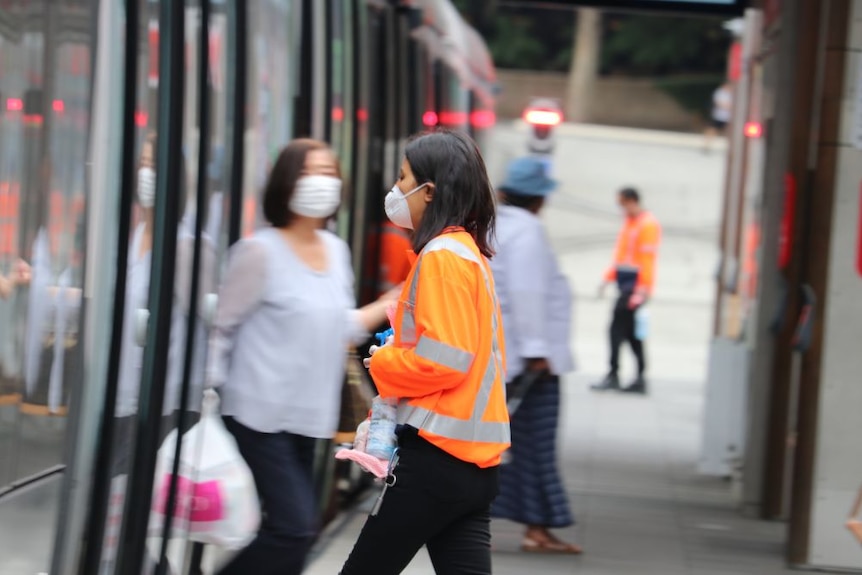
[{"left": 0, "top": 1, "right": 94, "bottom": 571}]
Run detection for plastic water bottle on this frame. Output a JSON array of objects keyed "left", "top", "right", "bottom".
[
  {"left": 365, "top": 396, "right": 398, "bottom": 459},
  {"left": 634, "top": 307, "right": 649, "bottom": 341},
  {"left": 353, "top": 419, "right": 370, "bottom": 452}
]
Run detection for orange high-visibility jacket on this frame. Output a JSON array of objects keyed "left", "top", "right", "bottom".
[
  {"left": 604, "top": 211, "right": 662, "bottom": 294},
  {"left": 377, "top": 221, "right": 412, "bottom": 295},
  {"left": 369, "top": 229, "right": 511, "bottom": 468}
]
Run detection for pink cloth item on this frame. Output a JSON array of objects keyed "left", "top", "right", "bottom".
[
  {"left": 335, "top": 448, "right": 389, "bottom": 478},
  {"left": 386, "top": 304, "right": 397, "bottom": 326}
]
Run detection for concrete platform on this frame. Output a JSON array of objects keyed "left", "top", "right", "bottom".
[{"left": 304, "top": 373, "right": 792, "bottom": 575}]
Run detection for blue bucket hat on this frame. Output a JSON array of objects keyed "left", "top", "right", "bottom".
[{"left": 499, "top": 156, "right": 557, "bottom": 197}]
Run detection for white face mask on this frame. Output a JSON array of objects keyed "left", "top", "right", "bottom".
[
  {"left": 290, "top": 175, "right": 342, "bottom": 218},
  {"left": 384, "top": 183, "right": 426, "bottom": 230},
  {"left": 137, "top": 166, "right": 156, "bottom": 208}
]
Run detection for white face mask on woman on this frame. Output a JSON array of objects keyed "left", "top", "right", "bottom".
[
  {"left": 384, "top": 183, "right": 426, "bottom": 230},
  {"left": 137, "top": 166, "right": 156, "bottom": 208},
  {"left": 290, "top": 175, "right": 342, "bottom": 218}
]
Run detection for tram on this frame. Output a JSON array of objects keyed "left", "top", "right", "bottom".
[{"left": 0, "top": 0, "right": 496, "bottom": 572}]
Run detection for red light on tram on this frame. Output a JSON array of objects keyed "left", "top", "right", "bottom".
[
  {"left": 23, "top": 114, "right": 44, "bottom": 126},
  {"left": 356, "top": 108, "right": 368, "bottom": 122},
  {"left": 332, "top": 107, "right": 344, "bottom": 122},
  {"left": 778, "top": 173, "right": 796, "bottom": 270},
  {"left": 6, "top": 98, "right": 23, "bottom": 112},
  {"left": 857, "top": 182, "right": 862, "bottom": 278},
  {"left": 422, "top": 111, "right": 438, "bottom": 127},
  {"left": 524, "top": 109, "right": 562, "bottom": 126},
  {"left": 135, "top": 110, "right": 148, "bottom": 127},
  {"left": 439, "top": 111, "right": 468, "bottom": 126},
  {"left": 470, "top": 110, "right": 496, "bottom": 129},
  {"left": 52, "top": 99, "right": 65, "bottom": 113},
  {"left": 744, "top": 121, "right": 763, "bottom": 138}
]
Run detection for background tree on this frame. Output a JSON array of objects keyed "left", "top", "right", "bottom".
[
  {"left": 452, "top": 3, "right": 731, "bottom": 119},
  {"left": 453, "top": 1, "right": 575, "bottom": 71},
  {"left": 567, "top": 8, "right": 601, "bottom": 122}
]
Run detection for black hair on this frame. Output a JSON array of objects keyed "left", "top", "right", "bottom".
[
  {"left": 262, "top": 138, "right": 337, "bottom": 227},
  {"left": 404, "top": 130, "right": 496, "bottom": 258},
  {"left": 498, "top": 188, "right": 544, "bottom": 212},
  {"left": 619, "top": 187, "right": 640, "bottom": 203}
]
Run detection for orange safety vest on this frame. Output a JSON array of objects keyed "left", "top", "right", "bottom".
[
  {"left": 377, "top": 221, "right": 412, "bottom": 295},
  {"left": 359, "top": 222, "right": 411, "bottom": 303},
  {"left": 0, "top": 182, "right": 18, "bottom": 257},
  {"left": 604, "top": 211, "right": 661, "bottom": 294},
  {"left": 743, "top": 222, "right": 760, "bottom": 299},
  {"left": 369, "top": 229, "right": 511, "bottom": 467}
]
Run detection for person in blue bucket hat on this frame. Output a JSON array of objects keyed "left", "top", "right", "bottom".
[{"left": 488, "top": 156, "right": 581, "bottom": 553}]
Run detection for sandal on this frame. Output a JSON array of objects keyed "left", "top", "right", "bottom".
[{"left": 521, "top": 535, "right": 582, "bottom": 555}]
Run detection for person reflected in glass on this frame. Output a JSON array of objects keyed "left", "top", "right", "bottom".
[
  {"left": 0, "top": 259, "right": 30, "bottom": 299},
  {"left": 113, "top": 133, "right": 158, "bottom": 457},
  {"left": 488, "top": 156, "right": 581, "bottom": 554},
  {"left": 207, "top": 139, "right": 395, "bottom": 575},
  {"left": 94, "top": 133, "right": 161, "bottom": 570},
  {"left": 0, "top": 258, "right": 30, "bottom": 404}
]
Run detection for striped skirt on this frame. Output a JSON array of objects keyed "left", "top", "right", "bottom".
[{"left": 491, "top": 375, "right": 574, "bottom": 528}]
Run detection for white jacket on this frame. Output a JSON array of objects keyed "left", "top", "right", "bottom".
[{"left": 490, "top": 204, "right": 575, "bottom": 381}]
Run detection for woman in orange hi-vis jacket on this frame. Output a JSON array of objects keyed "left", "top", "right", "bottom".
[
  {"left": 340, "top": 130, "right": 510, "bottom": 575},
  {"left": 592, "top": 187, "right": 661, "bottom": 395}
]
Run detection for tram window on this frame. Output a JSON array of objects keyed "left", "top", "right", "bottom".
[
  {"left": 0, "top": 0, "right": 97, "bottom": 571},
  {"left": 242, "top": 0, "right": 298, "bottom": 238},
  {"left": 330, "top": 0, "right": 355, "bottom": 242},
  {"left": 357, "top": 6, "right": 389, "bottom": 306},
  {"left": 419, "top": 44, "right": 435, "bottom": 132},
  {"left": 352, "top": 0, "right": 373, "bottom": 303},
  {"left": 439, "top": 67, "right": 470, "bottom": 132},
  {"left": 469, "top": 91, "right": 496, "bottom": 152},
  {"left": 406, "top": 37, "right": 419, "bottom": 134},
  {"left": 394, "top": 11, "right": 411, "bottom": 160},
  {"left": 94, "top": 0, "right": 164, "bottom": 569},
  {"left": 138, "top": 2, "right": 230, "bottom": 570},
  {"left": 0, "top": 0, "right": 90, "bottom": 488}
]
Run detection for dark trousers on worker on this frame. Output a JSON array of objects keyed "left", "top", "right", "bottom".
[
  {"left": 218, "top": 416, "right": 318, "bottom": 575},
  {"left": 341, "top": 428, "right": 500, "bottom": 575},
  {"left": 609, "top": 293, "right": 645, "bottom": 377}
]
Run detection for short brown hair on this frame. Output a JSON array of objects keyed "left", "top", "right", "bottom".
[
  {"left": 262, "top": 138, "right": 339, "bottom": 227},
  {"left": 619, "top": 187, "right": 640, "bottom": 203}
]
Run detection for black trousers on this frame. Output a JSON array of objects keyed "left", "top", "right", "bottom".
[
  {"left": 218, "top": 417, "right": 318, "bottom": 575},
  {"left": 609, "top": 294, "right": 645, "bottom": 377},
  {"left": 340, "top": 429, "right": 500, "bottom": 575}
]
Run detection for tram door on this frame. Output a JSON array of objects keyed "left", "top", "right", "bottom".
[{"left": 48, "top": 1, "right": 300, "bottom": 573}]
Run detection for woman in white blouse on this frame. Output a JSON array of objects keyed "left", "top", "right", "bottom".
[
  {"left": 489, "top": 156, "right": 581, "bottom": 554},
  {"left": 208, "top": 139, "right": 394, "bottom": 575}
]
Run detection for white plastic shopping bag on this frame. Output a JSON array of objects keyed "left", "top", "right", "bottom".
[{"left": 149, "top": 389, "right": 260, "bottom": 549}]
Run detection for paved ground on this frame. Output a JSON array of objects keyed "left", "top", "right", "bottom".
[
  {"left": 306, "top": 374, "right": 792, "bottom": 575},
  {"left": 304, "top": 122, "right": 795, "bottom": 574}
]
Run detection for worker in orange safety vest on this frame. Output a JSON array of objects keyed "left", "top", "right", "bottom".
[
  {"left": 341, "top": 130, "right": 510, "bottom": 575},
  {"left": 592, "top": 187, "right": 661, "bottom": 395},
  {"left": 376, "top": 220, "right": 412, "bottom": 296},
  {"left": 359, "top": 220, "right": 411, "bottom": 304}
]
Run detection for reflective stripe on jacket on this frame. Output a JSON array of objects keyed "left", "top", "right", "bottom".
[
  {"left": 604, "top": 211, "right": 661, "bottom": 294},
  {"left": 369, "top": 229, "right": 511, "bottom": 468}
]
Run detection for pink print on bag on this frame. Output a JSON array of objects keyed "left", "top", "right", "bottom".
[{"left": 154, "top": 474, "right": 224, "bottom": 524}]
